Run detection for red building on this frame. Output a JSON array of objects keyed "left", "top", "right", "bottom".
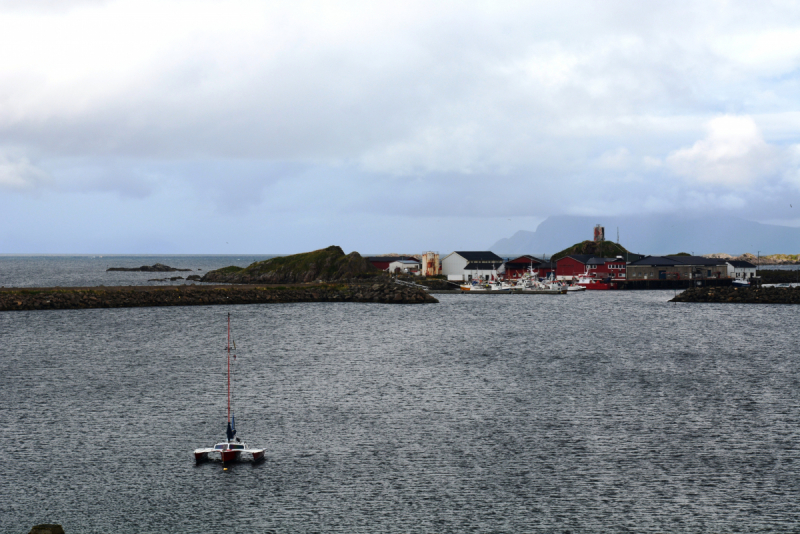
[
  {"left": 502, "top": 255, "right": 544, "bottom": 279},
  {"left": 556, "top": 255, "right": 627, "bottom": 280},
  {"left": 367, "top": 256, "right": 417, "bottom": 271}
]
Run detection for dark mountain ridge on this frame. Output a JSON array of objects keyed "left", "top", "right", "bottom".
[{"left": 491, "top": 214, "right": 800, "bottom": 256}]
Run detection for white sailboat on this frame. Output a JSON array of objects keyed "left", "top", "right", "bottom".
[{"left": 194, "top": 313, "right": 265, "bottom": 465}]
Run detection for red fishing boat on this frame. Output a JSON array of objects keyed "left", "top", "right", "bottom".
[
  {"left": 575, "top": 268, "right": 619, "bottom": 290},
  {"left": 194, "top": 313, "right": 265, "bottom": 465}
]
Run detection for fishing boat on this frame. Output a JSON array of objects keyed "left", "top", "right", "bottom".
[
  {"left": 575, "top": 268, "right": 619, "bottom": 290},
  {"left": 194, "top": 313, "right": 265, "bottom": 465},
  {"left": 512, "top": 278, "right": 566, "bottom": 294}
]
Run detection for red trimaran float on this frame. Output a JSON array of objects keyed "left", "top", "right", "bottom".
[{"left": 194, "top": 313, "right": 265, "bottom": 465}]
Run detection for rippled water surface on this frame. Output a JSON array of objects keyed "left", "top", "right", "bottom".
[{"left": 1, "top": 258, "right": 799, "bottom": 533}]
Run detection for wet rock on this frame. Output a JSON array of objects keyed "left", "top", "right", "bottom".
[{"left": 29, "top": 525, "right": 64, "bottom": 534}]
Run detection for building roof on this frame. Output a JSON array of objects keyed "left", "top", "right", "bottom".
[
  {"left": 587, "top": 257, "right": 625, "bottom": 265},
  {"left": 368, "top": 256, "right": 415, "bottom": 262},
  {"left": 505, "top": 255, "right": 545, "bottom": 266},
  {"left": 667, "top": 255, "right": 729, "bottom": 266},
  {"left": 728, "top": 260, "right": 756, "bottom": 268},
  {"left": 453, "top": 251, "right": 503, "bottom": 262},
  {"left": 391, "top": 260, "right": 420, "bottom": 265},
  {"left": 628, "top": 256, "right": 684, "bottom": 266},
  {"left": 558, "top": 254, "right": 596, "bottom": 264},
  {"left": 629, "top": 255, "right": 730, "bottom": 267}
]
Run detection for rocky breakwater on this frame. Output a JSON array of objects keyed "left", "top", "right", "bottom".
[
  {"left": 671, "top": 285, "right": 800, "bottom": 304},
  {"left": 0, "top": 282, "right": 436, "bottom": 312}
]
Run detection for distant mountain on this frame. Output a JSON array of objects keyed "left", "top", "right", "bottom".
[{"left": 490, "top": 214, "right": 800, "bottom": 256}]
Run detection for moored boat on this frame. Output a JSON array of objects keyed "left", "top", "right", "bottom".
[
  {"left": 194, "top": 313, "right": 265, "bottom": 466},
  {"left": 575, "top": 268, "right": 619, "bottom": 290}
]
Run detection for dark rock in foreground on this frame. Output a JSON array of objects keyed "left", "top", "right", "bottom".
[
  {"left": 0, "top": 282, "right": 437, "bottom": 312},
  {"left": 201, "top": 246, "right": 379, "bottom": 284},
  {"left": 107, "top": 263, "right": 191, "bottom": 272},
  {"left": 29, "top": 526, "right": 64, "bottom": 534},
  {"left": 671, "top": 285, "right": 800, "bottom": 304}
]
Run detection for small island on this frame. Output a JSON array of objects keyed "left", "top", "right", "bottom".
[{"left": 107, "top": 263, "right": 192, "bottom": 272}]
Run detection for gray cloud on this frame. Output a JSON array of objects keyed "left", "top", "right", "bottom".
[{"left": 2, "top": 0, "right": 800, "bottom": 252}]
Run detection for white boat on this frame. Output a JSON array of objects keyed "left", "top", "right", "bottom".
[
  {"left": 194, "top": 313, "right": 265, "bottom": 466},
  {"left": 732, "top": 279, "right": 750, "bottom": 287},
  {"left": 460, "top": 280, "right": 484, "bottom": 291},
  {"left": 461, "top": 280, "right": 512, "bottom": 292},
  {"left": 513, "top": 277, "right": 567, "bottom": 294}
]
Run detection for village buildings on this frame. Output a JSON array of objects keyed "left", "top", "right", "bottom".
[{"left": 373, "top": 226, "right": 761, "bottom": 284}]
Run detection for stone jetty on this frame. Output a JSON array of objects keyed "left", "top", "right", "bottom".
[
  {"left": 671, "top": 285, "right": 800, "bottom": 304},
  {"left": 0, "top": 282, "right": 437, "bottom": 312}
]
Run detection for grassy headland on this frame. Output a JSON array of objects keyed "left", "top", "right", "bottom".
[{"left": 201, "top": 245, "right": 381, "bottom": 284}]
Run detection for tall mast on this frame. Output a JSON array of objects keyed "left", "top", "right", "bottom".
[{"left": 227, "top": 312, "right": 231, "bottom": 427}]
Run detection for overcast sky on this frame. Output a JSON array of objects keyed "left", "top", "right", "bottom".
[{"left": 1, "top": 0, "right": 800, "bottom": 254}]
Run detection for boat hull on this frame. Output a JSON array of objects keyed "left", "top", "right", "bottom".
[
  {"left": 221, "top": 450, "right": 240, "bottom": 463},
  {"left": 512, "top": 289, "right": 566, "bottom": 294},
  {"left": 577, "top": 281, "right": 619, "bottom": 290}
]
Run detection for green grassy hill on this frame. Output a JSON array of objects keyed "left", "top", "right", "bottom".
[
  {"left": 551, "top": 240, "right": 629, "bottom": 261},
  {"left": 201, "top": 246, "right": 381, "bottom": 284}
]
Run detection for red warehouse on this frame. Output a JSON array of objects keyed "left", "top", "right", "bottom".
[
  {"left": 556, "top": 255, "right": 627, "bottom": 280},
  {"left": 502, "top": 255, "right": 545, "bottom": 279}
]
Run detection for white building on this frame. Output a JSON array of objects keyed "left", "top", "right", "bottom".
[
  {"left": 441, "top": 251, "right": 504, "bottom": 281},
  {"left": 387, "top": 259, "right": 420, "bottom": 273},
  {"left": 728, "top": 260, "right": 757, "bottom": 280}
]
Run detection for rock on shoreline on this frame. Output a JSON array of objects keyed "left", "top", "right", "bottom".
[
  {"left": 29, "top": 526, "right": 64, "bottom": 534},
  {"left": 671, "top": 286, "right": 800, "bottom": 304},
  {"left": 0, "top": 282, "right": 437, "bottom": 311},
  {"left": 107, "top": 263, "right": 192, "bottom": 272}
]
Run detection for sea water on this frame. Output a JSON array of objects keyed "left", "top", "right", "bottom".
[{"left": 1, "top": 256, "right": 799, "bottom": 533}]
